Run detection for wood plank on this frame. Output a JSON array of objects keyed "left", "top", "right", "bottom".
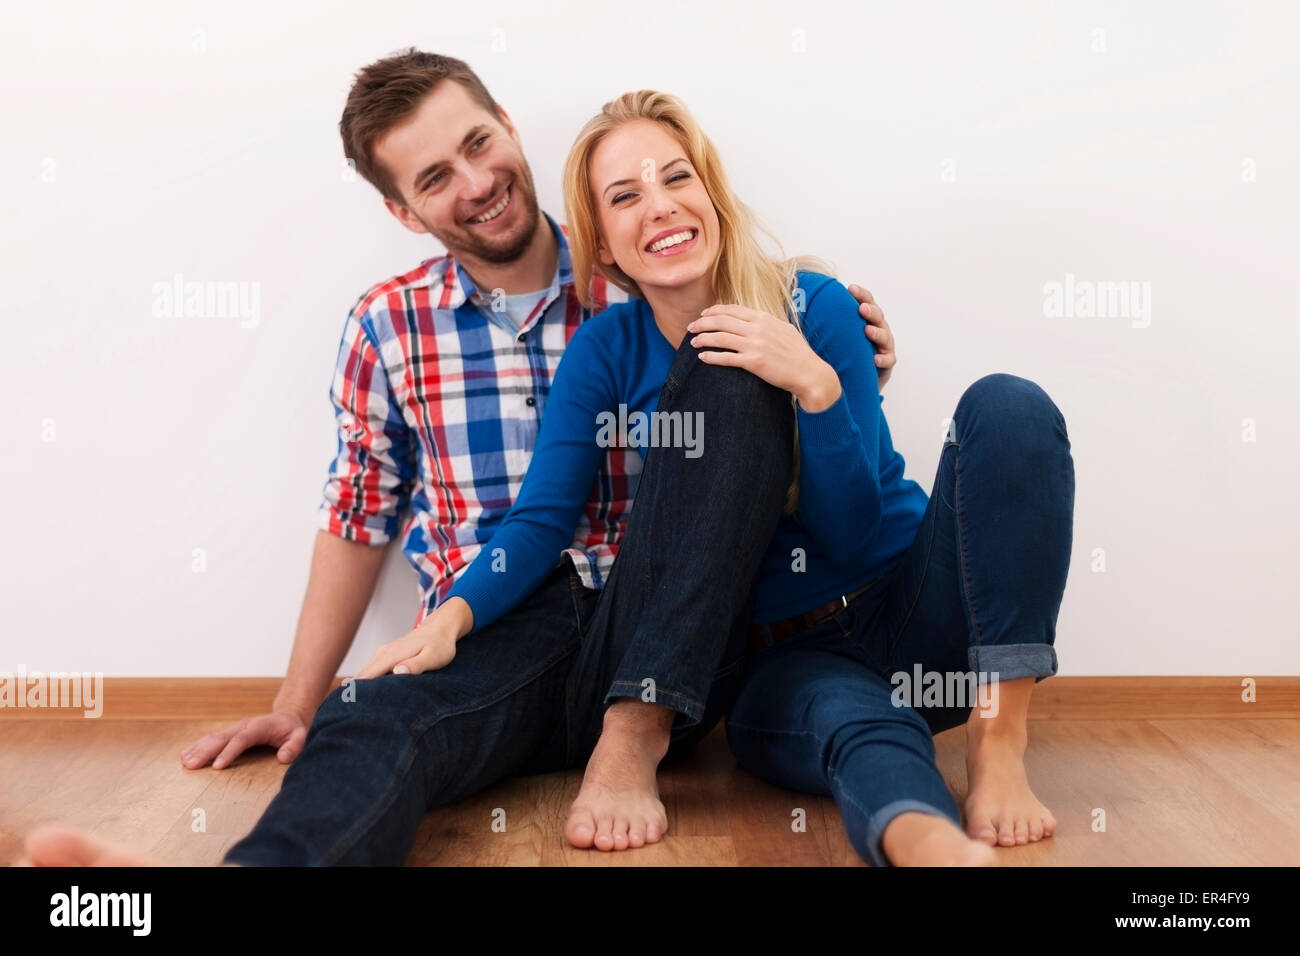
[
  {"left": 1027, "top": 676, "right": 1299, "bottom": 720},
  {"left": 5, "top": 717, "right": 1300, "bottom": 866}
]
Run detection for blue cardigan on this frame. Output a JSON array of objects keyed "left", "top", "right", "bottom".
[{"left": 448, "top": 271, "right": 928, "bottom": 629}]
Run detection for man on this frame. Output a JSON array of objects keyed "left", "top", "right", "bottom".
[{"left": 20, "top": 48, "right": 897, "bottom": 866}]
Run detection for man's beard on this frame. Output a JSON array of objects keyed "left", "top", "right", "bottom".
[{"left": 420, "top": 165, "right": 543, "bottom": 266}]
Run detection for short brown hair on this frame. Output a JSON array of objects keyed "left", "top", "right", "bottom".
[{"left": 339, "top": 48, "right": 503, "bottom": 204}]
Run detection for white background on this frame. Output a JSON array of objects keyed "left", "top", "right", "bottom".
[{"left": 3, "top": 0, "right": 1297, "bottom": 676}]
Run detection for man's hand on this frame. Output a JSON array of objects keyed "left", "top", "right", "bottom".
[
  {"left": 847, "top": 284, "right": 896, "bottom": 389},
  {"left": 355, "top": 596, "right": 473, "bottom": 679},
  {"left": 181, "top": 709, "right": 309, "bottom": 771}
]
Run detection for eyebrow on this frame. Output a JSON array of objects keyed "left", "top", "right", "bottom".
[
  {"left": 411, "top": 124, "right": 491, "bottom": 191},
  {"left": 602, "top": 157, "right": 689, "bottom": 199}
]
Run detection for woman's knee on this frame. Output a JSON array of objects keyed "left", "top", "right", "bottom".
[
  {"left": 671, "top": 345, "right": 788, "bottom": 421},
  {"left": 955, "top": 373, "right": 1068, "bottom": 443}
]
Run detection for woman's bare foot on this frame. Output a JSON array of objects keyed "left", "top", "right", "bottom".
[
  {"left": 964, "top": 728, "right": 1057, "bottom": 846},
  {"left": 564, "top": 700, "right": 672, "bottom": 851},
  {"left": 14, "top": 826, "right": 160, "bottom": 867},
  {"left": 881, "top": 811, "right": 998, "bottom": 866},
  {"left": 962, "top": 676, "right": 1056, "bottom": 847}
]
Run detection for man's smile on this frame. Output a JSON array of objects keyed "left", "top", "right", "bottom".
[{"left": 468, "top": 184, "right": 512, "bottom": 225}]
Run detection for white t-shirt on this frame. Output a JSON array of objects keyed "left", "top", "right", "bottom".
[{"left": 493, "top": 289, "right": 550, "bottom": 331}]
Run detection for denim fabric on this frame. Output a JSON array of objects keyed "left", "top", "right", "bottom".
[
  {"left": 561, "top": 332, "right": 794, "bottom": 761},
  {"left": 224, "top": 335, "right": 792, "bottom": 865},
  {"left": 727, "top": 373, "right": 1075, "bottom": 866}
]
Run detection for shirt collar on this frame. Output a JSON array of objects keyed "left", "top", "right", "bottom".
[{"left": 445, "top": 211, "right": 572, "bottom": 329}]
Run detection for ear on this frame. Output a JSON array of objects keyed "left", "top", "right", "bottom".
[
  {"left": 384, "top": 197, "right": 430, "bottom": 236},
  {"left": 496, "top": 106, "right": 521, "bottom": 148},
  {"left": 596, "top": 235, "right": 616, "bottom": 267}
]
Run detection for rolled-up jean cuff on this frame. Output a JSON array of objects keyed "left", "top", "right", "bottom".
[
  {"left": 605, "top": 682, "right": 705, "bottom": 729},
  {"left": 968, "top": 643, "right": 1058, "bottom": 683},
  {"left": 865, "top": 799, "right": 962, "bottom": 867}
]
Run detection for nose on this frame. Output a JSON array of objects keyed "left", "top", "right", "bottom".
[
  {"left": 459, "top": 161, "right": 495, "bottom": 202},
  {"left": 644, "top": 180, "right": 678, "bottom": 222}
]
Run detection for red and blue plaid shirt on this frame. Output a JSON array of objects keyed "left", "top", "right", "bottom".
[{"left": 318, "top": 213, "right": 639, "bottom": 626}]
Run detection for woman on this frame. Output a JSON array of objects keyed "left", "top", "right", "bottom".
[{"left": 377, "top": 90, "right": 1075, "bottom": 866}]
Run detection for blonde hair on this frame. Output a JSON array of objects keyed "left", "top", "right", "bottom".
[{"left": 562, "top": 90, "right": 833, "bottom": 512}]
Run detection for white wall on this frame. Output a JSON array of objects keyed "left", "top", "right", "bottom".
[{"left": 3, "top": 0, "right": 1297, "bottom": 677}]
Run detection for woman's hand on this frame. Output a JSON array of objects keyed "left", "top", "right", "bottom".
[
  {"left": 355, "top": 597, "right": 473, "bottom": 679},
  {"left": 688, "top": 304, "right": 842, "bottom": 412}
]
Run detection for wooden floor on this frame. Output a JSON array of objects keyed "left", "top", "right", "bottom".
[{"left": 3, "top": 710, "right": 1299, "bottom": 865}]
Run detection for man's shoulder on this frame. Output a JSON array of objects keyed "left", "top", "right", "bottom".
[
  {"left": 795, "top": 269, "right": 841, "bottom": 303},
  {"left": 794, "top": 270, "right": 856, "bottom": 339},
  {"left": 350, "top": 254, "right": 458, "bottom": 329}
]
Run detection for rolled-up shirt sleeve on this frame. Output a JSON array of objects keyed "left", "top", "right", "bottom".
[{"left": 317, "top": 307, "right": 416, "bottom": 546}]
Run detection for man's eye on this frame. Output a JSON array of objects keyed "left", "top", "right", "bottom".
[
  {"left": 423, "top": 172, "right": 444, "bottom": 191},
  {"left": 472, "top": 135, "right": 489, "bottom": 150}
]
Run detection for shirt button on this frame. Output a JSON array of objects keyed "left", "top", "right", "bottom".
[{"left": 525, "top": 396, "right": 536, "bottom": 407}]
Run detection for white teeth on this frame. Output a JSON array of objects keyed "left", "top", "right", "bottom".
[
  {"left": 471, "top": 188, "right": 511, "bottom": 223},
  {"left": 647, "top": 229, "right": 696, "bottom": 253}
]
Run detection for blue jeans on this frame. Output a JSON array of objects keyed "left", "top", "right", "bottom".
[
  {"left": 223, "top": 334, "right": 793, "bottom": 865},
  {"left": 726, "top": 373, "right": 1075, "bottom": 866}
]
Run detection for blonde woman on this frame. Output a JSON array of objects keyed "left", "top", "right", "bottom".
[{"left": 555, "top": 91, "right": 1075, "bottom": 865}]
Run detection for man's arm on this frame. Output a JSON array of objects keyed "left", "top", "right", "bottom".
[{"left": 272, "top": 530, "right": 390, "bottom": 719}]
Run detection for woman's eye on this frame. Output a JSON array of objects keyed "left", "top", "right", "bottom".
[
  {"left": 667, "top": 171, "right": 690, "bottom": 183},
  {"left": 612, "top": 192, "right": 634, "bottom": 204}
]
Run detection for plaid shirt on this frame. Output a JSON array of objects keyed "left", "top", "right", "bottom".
[{"left": 318, "top": 213, "right": 639, "bottom": 626}]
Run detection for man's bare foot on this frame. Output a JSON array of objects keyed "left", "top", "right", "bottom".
[
  {"left": 15, "top": 826, "right": 160, "bottom": 867},
  {"left": 881, "top": 811, "right": 998, "bottom": 866},
  {"left": 564, "top": 700, "right": 672, "bottom": 851},
  {"left": 964, "top": 729, "right": 1057, "bottom": 847}
]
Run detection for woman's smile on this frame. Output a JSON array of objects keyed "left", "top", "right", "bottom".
[{"left": 644, "top": 227, "right": 699, "bottom": 257}]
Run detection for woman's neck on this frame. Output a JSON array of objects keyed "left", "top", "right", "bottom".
[{"left": 641, "top": 278, "right": 713, "bottom": 349}]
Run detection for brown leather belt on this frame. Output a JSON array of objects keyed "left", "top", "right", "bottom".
[{"left": 749, "top": 579, "right": 880, "bottom": 651}]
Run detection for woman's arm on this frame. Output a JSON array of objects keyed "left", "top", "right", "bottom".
[{"left": 791, "top": 275, "right": 887, "bottom": 567}]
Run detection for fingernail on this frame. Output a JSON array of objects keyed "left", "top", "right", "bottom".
[
  {"left": 686, "top": 322, "right": 695, "bottom": 331},
  {"left": 394, "top": 664, "right": 409, "bottom": 675}
]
